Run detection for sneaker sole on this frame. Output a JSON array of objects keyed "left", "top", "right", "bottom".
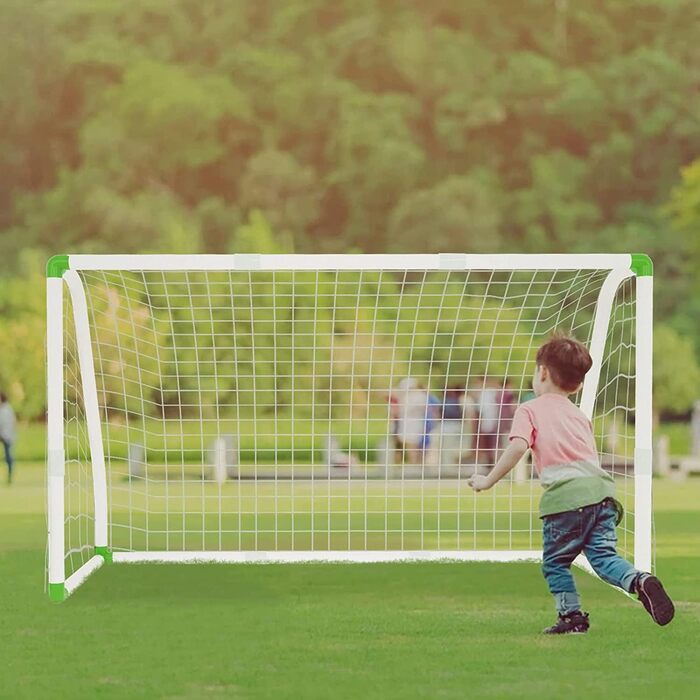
[
  {"left": 543, "top": 630, "right": 589, "bottom": 635},
  {"left": 638, "top": 576, "right": 675, "bottom": 626},
  {"left": 543, "top": 626, "right": 589, "bottom": 635}
]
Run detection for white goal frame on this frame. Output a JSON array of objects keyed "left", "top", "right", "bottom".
[{"left": 46, "top": 253, "right": 653, "bottom": 600}]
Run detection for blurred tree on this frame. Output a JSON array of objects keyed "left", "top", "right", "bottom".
[
  {"left": 196, "top": 197, "right": 241, "bottom": 254},
  {"left": 85, "top": 277, "right": 174, "bottom": 418},
  {"left": 654, "top": 325, "right": 700, "bottom": 417},
  {"left": 0, "top": 250, "right": 51, "bottom": 418},
  {"left": 668, "top": 159, "right": 700, "bottom": 275},
  {"left": 327, "top": 90, "right": 425, "bottom": 251},
  {"left": 513, "top": 151, "right": 601, "bottom": 251},
  {"left": 77, "top": 59, "right": 253, "bottom": 193},
  {"left": 230, "top": 210, "right": 295, "bottom": 255},
  {"left": 388, "top": 175, "right": 502, "bottom": 253},
  {"left": 665, "top": 158, "right": 700, "bottom": 359},
  {"left": 0, "top": 1, "right": 75, "bottom": 231},
  {"left": 395, "top": 274, "right": 534, "bottom": 390},
  {"left": 239, "top": 150, "right": 322, "bottom": 236},
  {"left": 1, "top": 0, "right": 699, "bottom": 421}
]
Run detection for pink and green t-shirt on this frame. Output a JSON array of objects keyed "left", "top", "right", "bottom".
[{"left": 508, "top": 393, "right": 616, "bottom": 518}]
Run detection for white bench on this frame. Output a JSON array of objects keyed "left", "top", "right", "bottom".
[{"left": 676, "top": 456, "right": 700, "bottom": 479}]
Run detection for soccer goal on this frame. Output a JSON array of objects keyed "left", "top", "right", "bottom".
[{"left": 46, "top": 253, "right": 653, "bottom": 600}]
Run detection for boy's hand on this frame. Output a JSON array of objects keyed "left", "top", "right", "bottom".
[{"left": 468, "top": 474, "right": 492, "bottom": 492}]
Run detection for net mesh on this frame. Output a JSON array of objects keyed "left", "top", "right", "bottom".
[
  {"left": 593, "top": 277, "right": 636, "bottom": 558},
  {"left": 59, "top": 267, "right": 637, "bottom": 576}
]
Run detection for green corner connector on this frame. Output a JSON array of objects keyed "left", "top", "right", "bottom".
[
  {"left": 48, "top": 583, "right": 65, "bottom": 602},
  {"left": 631, "top": 253, "right": 653, "bottom": 276},
  {"left": 46, "top": 254, "right": 70, "bottom": 278},
  {"left": 95, "top": 546, "right": 113, "bottom": 563}
]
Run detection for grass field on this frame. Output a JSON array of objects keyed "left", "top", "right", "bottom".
[{"left": 1, "top": 464, "right": 699, "bottom": 700}]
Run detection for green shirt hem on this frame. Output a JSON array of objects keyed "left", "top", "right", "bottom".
[{"left": 539, "top": 475, "right": 618, "bottom": 518}]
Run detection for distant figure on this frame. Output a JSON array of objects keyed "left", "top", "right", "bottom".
[
  {"left": 426, "top": 383, "right": 467, "bottom": 469},
  {"left": 461, "top": 387, "right": 480, "bottom": 460},
  {"left": 387, "top": 390, "right": 400, "bottom": 447},
  {"left": 442, "top": 384, "right": 464, "bottom": 421},
  {"left": 476, "top": 377, "right": 500, "bottom": 467},
  {"left": 393, "top": 378, "right": 438, "bottom": 465},
  {"left": 422, "top": 389, "right": 441, "bottom": 464},
  {"left": 0, "top": 393, "right": 17, "bottom": 484},
  {"left": 324, "top": 435, "right": 357, "bottom": 469},
  {"left": 498, "top": 378, "right": 517, "bottom": 450}
]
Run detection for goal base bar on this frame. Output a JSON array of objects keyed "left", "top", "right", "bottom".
[
  {"left": 49, "top": 554, "right": 105, "bottom": 602},
  {"left": 57, "top": 555, "right": 104, "bottom": 600},
  {"left": 112, "top": 550, "right": 544, "bottom": 564}
]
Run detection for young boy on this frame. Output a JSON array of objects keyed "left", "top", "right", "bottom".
[{"left": 468, "top": 335, "right": 674, "bottom": 634}]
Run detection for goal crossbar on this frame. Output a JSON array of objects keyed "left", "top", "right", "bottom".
[{"left": 54, "top": 253, "right": 638, "bottom": 273}]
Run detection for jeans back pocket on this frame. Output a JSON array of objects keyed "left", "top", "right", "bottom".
[{"left": 544, "top": 511, "right": 581, "bottom": 549}]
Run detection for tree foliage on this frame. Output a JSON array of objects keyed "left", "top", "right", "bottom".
[
  {"left": 1, "top": 0, "right": 699, "bottom": 417},
  {"left": 654, "top": 325, "right": 700, "bottom": 417}
]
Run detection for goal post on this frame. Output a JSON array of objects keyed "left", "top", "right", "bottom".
[{"left": 46, "top": 253, "right": 653, "bottom": 599}]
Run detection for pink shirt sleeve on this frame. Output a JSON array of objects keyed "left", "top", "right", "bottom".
[{"left": 509, "top": 405, "right": 535, "bottom": 448}]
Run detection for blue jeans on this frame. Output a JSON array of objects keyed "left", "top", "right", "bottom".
[
  {"left": 1, "top": 439, "right": 13, "bottom": 482},
  {"left": 542, "top": 498, "right": 639, "bottom": 615}
]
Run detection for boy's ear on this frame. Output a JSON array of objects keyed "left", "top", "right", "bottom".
[{"left": 538, "top": 365, "right": 548, "bottom": 382}]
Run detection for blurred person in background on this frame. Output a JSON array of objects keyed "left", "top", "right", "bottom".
[
  {"left": 476, "top": 377, "right": 501, "bottom": 468},
  {"left": 0, "top": 392, "right": 17, "bottom": 485},
  {"left": 460, "top": 385, "right": 480, "bottom": 463},
  {"left": 421, "top": 385, "right": 442, "bottom": 465},
  {"left": 426, "top": 382, "right": 467, "bottom": 468},
  {"left": 498, "top": 378, "right": 517, "bottom": 450},
  {"left": 393, "top": 378, "right": 439, "bottom": 465},
  {"left": 442, "top": 383, "right": 465, "bottom": 423}
]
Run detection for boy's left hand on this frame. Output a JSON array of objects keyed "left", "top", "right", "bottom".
[{"left": 467, "top": 474, "right": 492, "bottom": 492}]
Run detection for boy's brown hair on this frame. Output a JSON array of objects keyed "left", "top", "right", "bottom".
[{"left": 536, "top": 334, "right": 592, "bottom": 392}]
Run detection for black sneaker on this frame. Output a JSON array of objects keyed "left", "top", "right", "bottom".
[
  {"left": 635, "top": 574, "right": 675, "bottom": 626},
  {"left": 543, "top": 611, "right": 590, "bottom": 635}
]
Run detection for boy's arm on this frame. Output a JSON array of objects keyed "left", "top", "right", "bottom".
[{"left": 468, "top": 438, "right": 529, "bottom": 491}]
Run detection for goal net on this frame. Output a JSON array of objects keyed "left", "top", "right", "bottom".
[{"left": 46, "top": 254, "right": 653, "bottom": 600}]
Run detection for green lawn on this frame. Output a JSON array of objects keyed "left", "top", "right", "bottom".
[{"left": 1, "top": 464, "right": 699, "bottom": 700}]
